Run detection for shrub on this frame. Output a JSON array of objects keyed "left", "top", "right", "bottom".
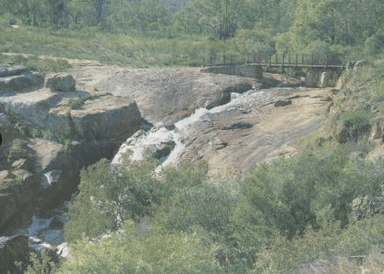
[
  {"left": 68, "top": 97, "right": 86, "bottom": 110},
  {"left": 64, "top": 155, "right": 161, "bottom": 242},
  {"left": 238, "top": 144, "right": 384, "bottom": 239},
  {"left": 254, "top": 214, "right": 384, "bottom": 274},
  {"left": 337, "top": 109, "right": 371, "bottom": 136},
  {"left": 58, "top": 227, "right": 223, "bottom": 274}
]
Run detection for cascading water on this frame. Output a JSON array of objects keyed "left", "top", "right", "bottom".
[
  {"left": 23, "top": 86, "right": 295, "bottom": 263},
  {"left": 112, "top": 86, "right": 295, "bottom": 172}
]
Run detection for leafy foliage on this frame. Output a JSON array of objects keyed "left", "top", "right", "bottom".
[{"left": 238, "top": 144, "right": 384, "bottom": 238}]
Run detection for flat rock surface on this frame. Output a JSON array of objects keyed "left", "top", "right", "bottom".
[
  {"left": 68, "top": 64, "right": 282, "bottom": 123},
  {"left": 181, "top": 88, "right": 330, "bottom": 176}
]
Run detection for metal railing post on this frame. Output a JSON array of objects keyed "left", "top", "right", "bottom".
[{"left": 311, "top": 54, "right": 314, "bottom": 68}]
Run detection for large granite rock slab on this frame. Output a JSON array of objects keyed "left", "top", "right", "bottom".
[{"left": 0, "top": 66, "right": 43, "bottom": 93}]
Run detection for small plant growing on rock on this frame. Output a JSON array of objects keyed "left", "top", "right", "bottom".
[
  {"left": 14, "top": 176, "right": 23, "bottom": 186},
  {"left": 68, "top": 97, "right": 86, "bottom": 110}
]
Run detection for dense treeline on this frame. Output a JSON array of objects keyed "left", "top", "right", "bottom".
[{"left": 1, "top": 0, "right": 384, "bottom": 59}]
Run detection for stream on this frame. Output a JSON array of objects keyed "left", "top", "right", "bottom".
[{"left": 25, "top": 86, "right": 297, "bottom": 260}]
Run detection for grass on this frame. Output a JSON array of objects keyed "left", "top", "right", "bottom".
[
  {"left": 0, "top": 54, "right": 72, "bottom": 75},
  {"left": 0, "top": 25, "right": 233, "bottom": 68}
]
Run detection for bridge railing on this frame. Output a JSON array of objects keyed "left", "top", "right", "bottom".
[{"left": 204, "top": 53, "right": 352, "bottom": 68}]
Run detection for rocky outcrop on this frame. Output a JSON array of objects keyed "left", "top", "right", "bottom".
[
  {"left": 94, "top": 68, "right": 280, "bottom": 124},
  {"left": 44, "top": 73, "right": 76, "bottom": 92},
  {"left": 112, "top": 87, "right": 330, "bottom": 177},
  {"left": 0, "top": 59, "right": 331, "bottom": 271},
  {"left": 0, "top": 63, "right": 146, "bottom": 271},
  {"left": 0, "top": 66, "right": 43, "bottom": 93},
  {"left": 305, "top": 70, "right": 321, "bottom": 87}
]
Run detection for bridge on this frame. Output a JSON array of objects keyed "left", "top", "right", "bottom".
[{"left": 203, "top": 53, "right": 350, "bottom": 73}]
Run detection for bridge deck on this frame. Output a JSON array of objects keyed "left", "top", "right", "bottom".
[{"left": 209, "top": 62, "right": 344, "bottom": 69}]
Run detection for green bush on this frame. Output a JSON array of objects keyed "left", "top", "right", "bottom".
[
  {"left": 254, "top": 214, "right": 384, "bottom": 274},
  {"left": 58, "top": 228, "right": 223, "bottom": 274},
  {"left": 64, "top": 155, "right": 161, "bottom": 242},
  {"left": 337, "top": 109, "right": 371, "bottom": 134},
  {"left": 68, "top": 97, "right": 86, "bottom": 110},
  {"left": 237, "top": 144, "right": 384, "bottom": 239}
]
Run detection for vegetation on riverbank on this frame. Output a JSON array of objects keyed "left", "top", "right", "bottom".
[
  {"left": 13, "top": 62, "right": 383, "bottom": 273},
  {"left": 3, "top": 0, "right": 384, "bottom": 273}
]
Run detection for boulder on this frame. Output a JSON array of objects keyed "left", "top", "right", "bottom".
[
  {"left": 12, "top": 169, "right": 33, "bottom": 181},
  {"left": 45, "top": 73, "right": 76, "bottom": 92},
  {"left": 11, "top": 159, "right": 27, "bottom": 170},
  {"left": 0, "top": 170, "right": 14, "bottom": 181},
  {"left": 305, "top": 70, "right": 320, "bottom": 87},
  {"left": 56, "top": 242, "right": 71, "bottom": 259},
  {"left": 0, "top": 179, "right": 13, "bottom": 190}
]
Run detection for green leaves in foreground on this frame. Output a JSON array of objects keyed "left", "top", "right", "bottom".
[
  {"left": 58, "top": 228, "right": 223, "bottom": 274},
  {"left": 239, "top": 144, "right": 384, "bottom": 239},
  {"left": 62, "top": 142, "right": 384, "bottom": 273}
]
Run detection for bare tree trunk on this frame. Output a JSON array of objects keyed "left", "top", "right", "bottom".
[
  {"left": 23, "top": 0, "right": 31, "bottom": 25},
  {"left": 64, "top": 0, "right": 69, "bottom": 29},
  {"left": 95, "top": 0, "right": 104, "bottom": 25}
]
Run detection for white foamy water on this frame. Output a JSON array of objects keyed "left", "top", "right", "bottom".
[
  {"left": 112, "top": 87, "right": 296, "bottom": 172},
  {"left": 27, "top": 216, "right": 54, "bottom": 239},
  {"left": 28, "top": 216, "right": 63, "bottom": 252}
]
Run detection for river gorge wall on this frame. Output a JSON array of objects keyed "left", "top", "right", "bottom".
[{"left": 0, "top": 60, "right": 346, "bottom": 272}]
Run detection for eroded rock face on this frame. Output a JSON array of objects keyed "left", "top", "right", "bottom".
[
  {"left": 113, "top": 87, "right": 330, "bottom": 177},
  {"left": 95, "top": 68, "right": 278, "bottom": 124}
]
